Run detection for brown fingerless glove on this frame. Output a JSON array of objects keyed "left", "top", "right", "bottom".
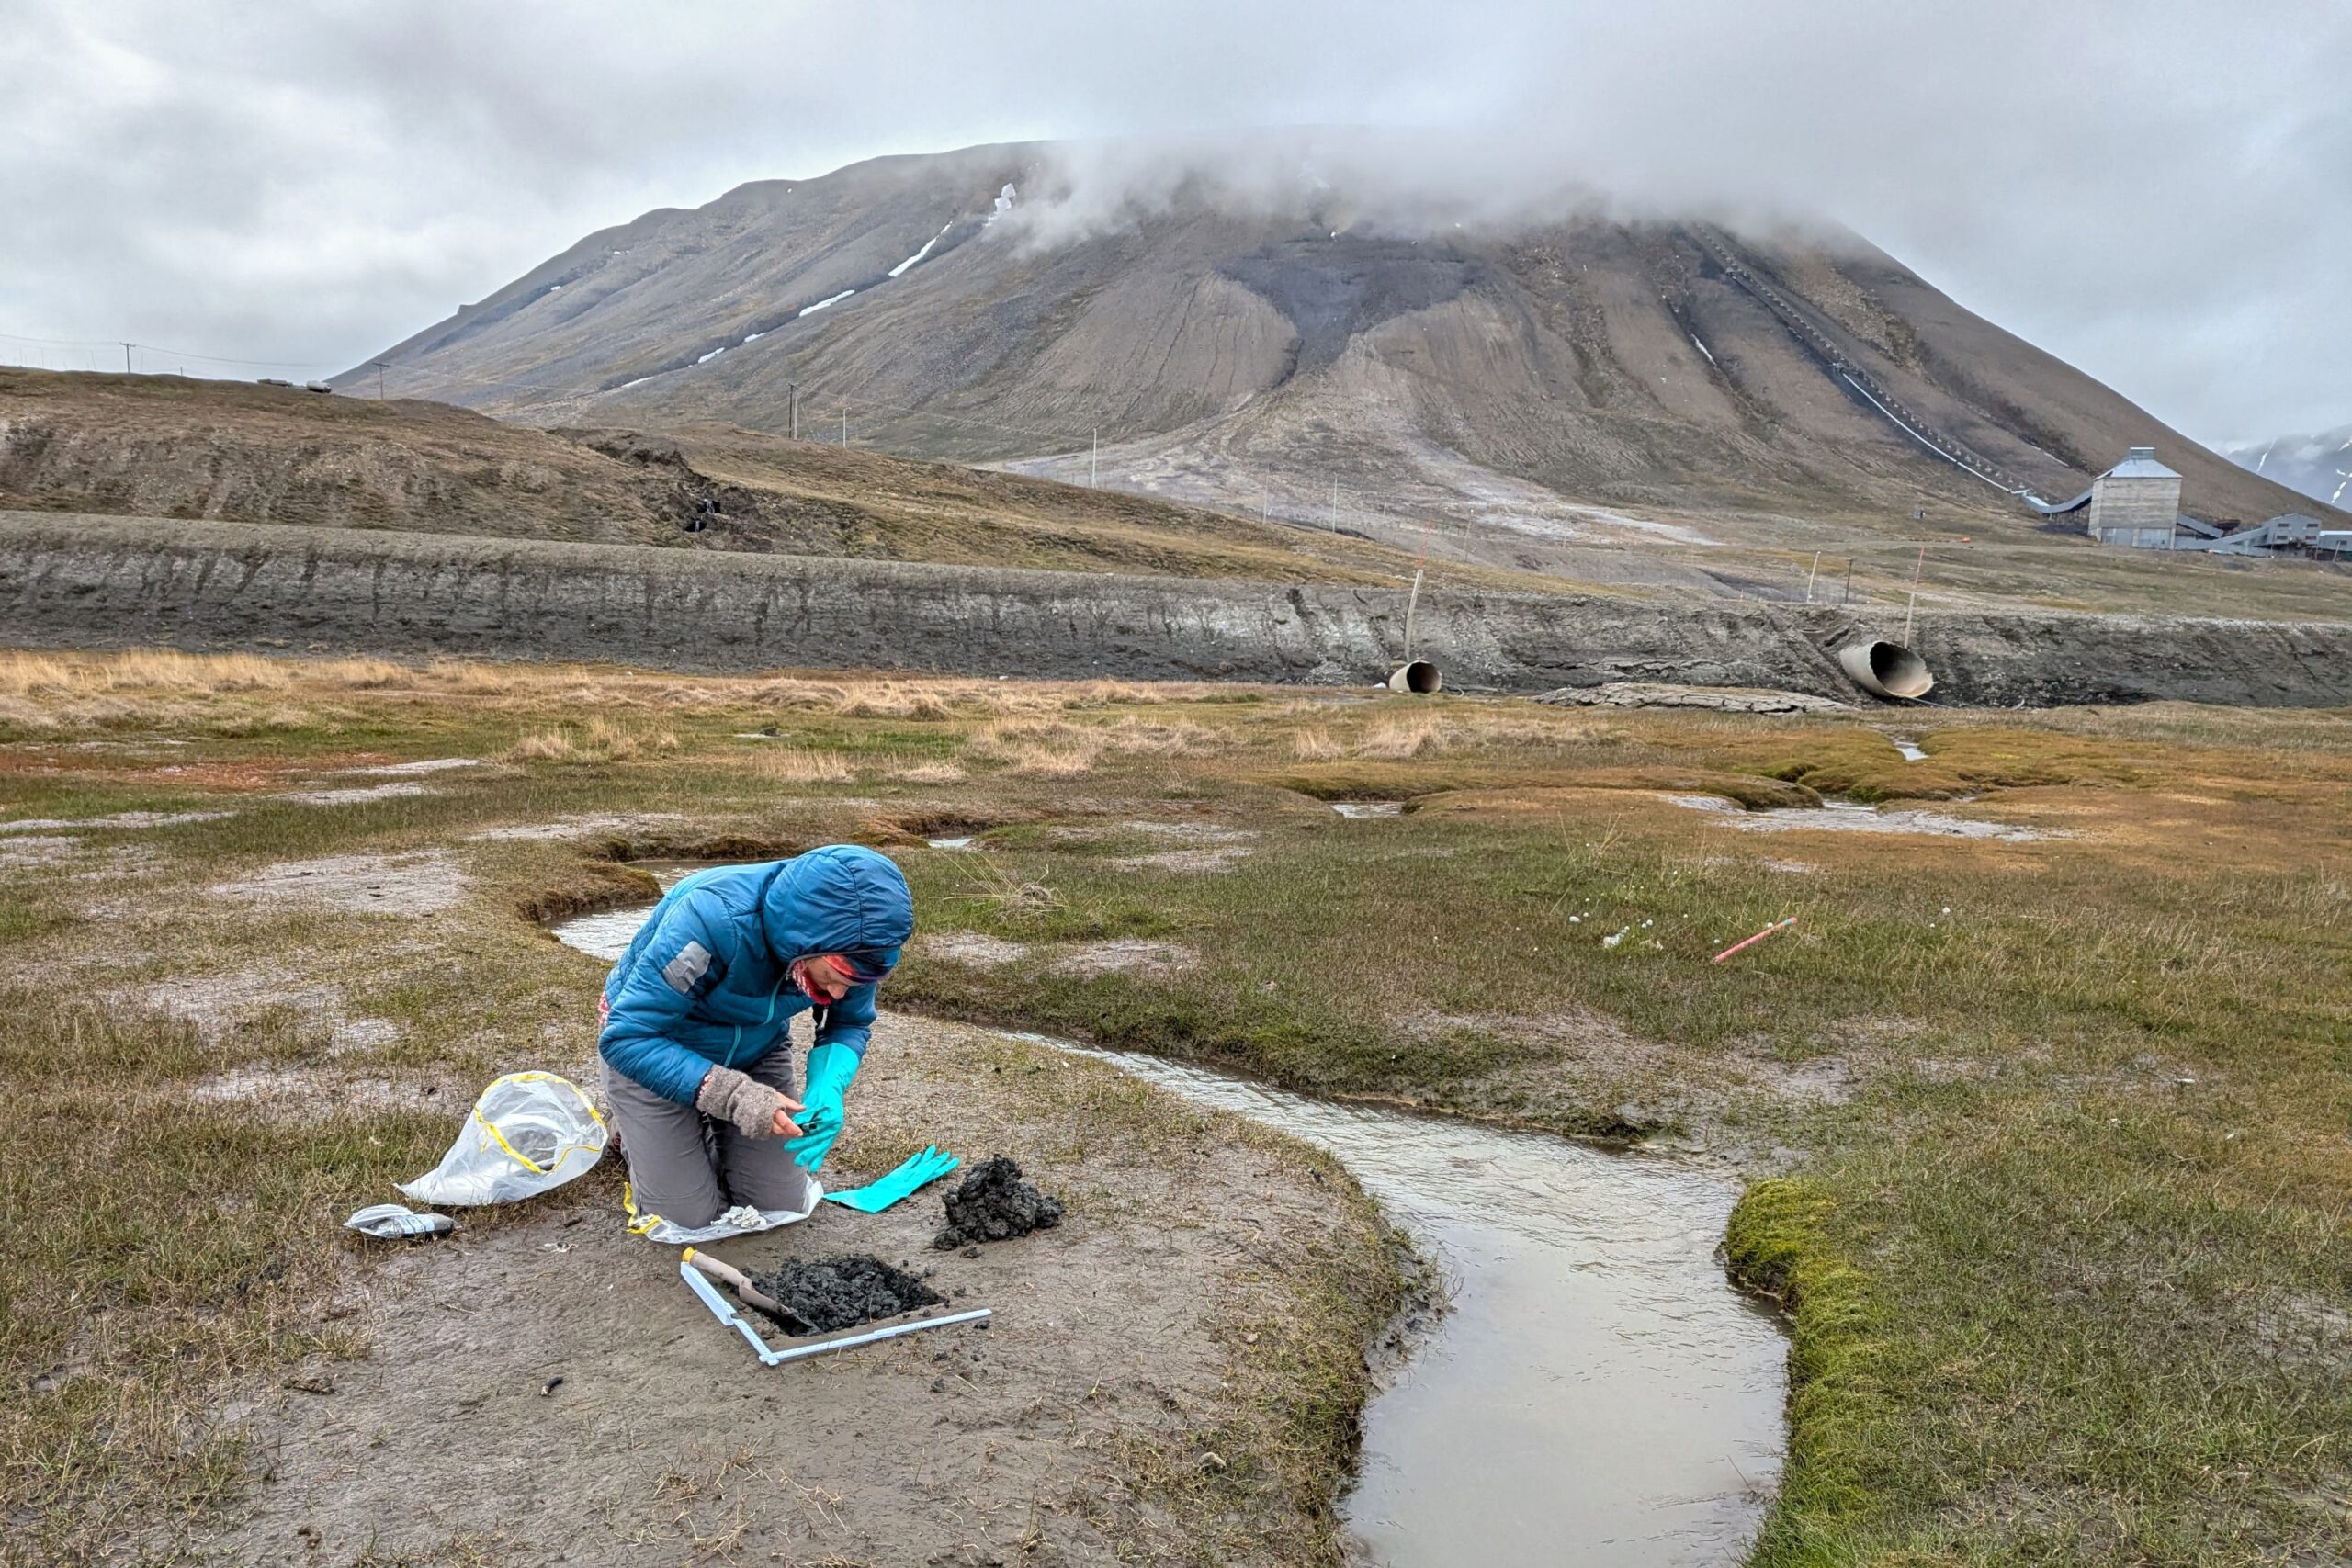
[{"left": 695, "top": 1066, "right": 783, "bottom": 1140}]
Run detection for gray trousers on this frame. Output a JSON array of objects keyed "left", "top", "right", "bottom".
[{"left": 600, "top": 1049, "right": 813, "bottom": 1232}]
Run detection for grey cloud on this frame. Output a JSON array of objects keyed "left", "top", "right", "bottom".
[{"left": 1, "top": 0, "right": 2343, "bottom": 438}]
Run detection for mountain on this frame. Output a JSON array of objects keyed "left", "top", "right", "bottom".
[
  {"left": 348, "top": 140, "right": 2338, "bottom": 580},
  {"left": 2215, "top": 425, "right": 2352, "bottom": 512}
]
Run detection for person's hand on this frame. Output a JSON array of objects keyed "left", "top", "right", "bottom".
[
  {"left": 788, "top": 1043, "right": 861, "bottom": 1171},
  {"left": 695, "top": 1066, "right": 803, "bottom": 1142}
]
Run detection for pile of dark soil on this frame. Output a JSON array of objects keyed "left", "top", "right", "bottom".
[
  {"left": 746, "top": 1254, "right": 942, "bottom": 1334},
  {"left": 934, "top": 1156, "right": 1065, "bottom": 1249}
]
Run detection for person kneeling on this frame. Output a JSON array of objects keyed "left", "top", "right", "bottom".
[{"left": 595, "top": 845, "right": 914, "bottom": 1235}]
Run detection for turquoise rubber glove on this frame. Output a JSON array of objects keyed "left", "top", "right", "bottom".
[
  {"left": 787, "top": 1043, "right": 860, "bottom": 1171},
  {"left": 821, "top": 1146, "right": 960, "bottom": 1213}
]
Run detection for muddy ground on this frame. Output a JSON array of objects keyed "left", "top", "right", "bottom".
[{"left": 179, "top": 1013, "right": 1375, "bottom": 1568}]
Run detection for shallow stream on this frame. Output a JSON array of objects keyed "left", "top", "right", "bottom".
[{"left": 552, "top": 884, "right": 1786, "bottom": 1568}]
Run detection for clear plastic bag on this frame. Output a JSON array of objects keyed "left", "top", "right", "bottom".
[{"left": 398, "top": 1071, "right": 608, "bottom": 1207}]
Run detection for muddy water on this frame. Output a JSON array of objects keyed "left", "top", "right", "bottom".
[{"left": 551, "top": 892, "right": 1787, "bottom": 1568}]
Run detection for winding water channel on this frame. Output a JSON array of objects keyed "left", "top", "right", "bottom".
[{"left": 550, "top": 878, "right": 1787, "bottom": 1568}]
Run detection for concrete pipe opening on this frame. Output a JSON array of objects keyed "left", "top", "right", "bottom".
[
  {"left": 1838, "top": 641, "right": 1935, "bottom": 702},
  {"left": 1387, "top": 661, "right": 1442, "bottom": 694}
]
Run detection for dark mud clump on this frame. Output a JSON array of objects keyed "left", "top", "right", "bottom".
[
  {"left": 933, "top": 1156, "right": 1065, "bottom": 1249},
  {"left": 746, "top": 1254, "right": 943, "bottom": 1335}
]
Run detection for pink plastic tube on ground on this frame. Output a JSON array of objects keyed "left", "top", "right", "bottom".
[{"left": 1712, "top": 916, "right": 1796, "bottom": 964}]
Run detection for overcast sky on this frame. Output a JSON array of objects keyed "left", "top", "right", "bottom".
[{"left": 1, "top": 1, "right": 2343, "bottom": 443}]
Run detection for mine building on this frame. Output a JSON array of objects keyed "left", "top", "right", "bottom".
[{"left": 2085, "top": 447, "right": 2184, "bottom": 547}]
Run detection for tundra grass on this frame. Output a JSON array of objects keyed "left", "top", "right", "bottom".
[{"left": 2, "top": 650, "right": 2350, "bottom": 1564}]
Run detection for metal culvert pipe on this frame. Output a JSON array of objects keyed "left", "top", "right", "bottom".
[
  {"left": 1838, "top": 641, "right": 1935, "bottom": 701},
  {"left": 1387, "top": 660, "right": 1442, "bottom": 694}
]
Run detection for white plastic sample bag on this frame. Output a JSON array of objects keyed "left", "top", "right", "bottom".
[
  {"left": 625, "top": 1187, "right": 823, "bottom": 1247},
  {"left": 399, "top": 1072, "right": 608, "bottom": 1207}
]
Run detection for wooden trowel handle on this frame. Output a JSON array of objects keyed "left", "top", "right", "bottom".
[{"left": 682, "top": 1248, "right": 810, "bottom": 1333}]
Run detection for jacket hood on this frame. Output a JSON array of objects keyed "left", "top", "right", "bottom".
[{"left": 759, "top": 845, "right": 913, "bottom": 972}]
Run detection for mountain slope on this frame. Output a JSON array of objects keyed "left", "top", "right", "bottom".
[
  {"left": 0, "top": 368, "right": 1526, "bottom": 589},
  {"left": 350, "top": 139, "right": 2338, "bottom": 577},
  {"left": 2217, "top": 425, "right": 2352, "bottom": 512}
]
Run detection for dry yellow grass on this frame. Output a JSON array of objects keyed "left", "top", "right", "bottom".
[
  {"left": 745, "top": 745, "right": 856, "bottom": 784},
  {"left": 504, "top": 717, "right": 676, "bottom": 763},
  {"left": 893, "top": 760, "right": 968, "bottom": 784},
  {"left": 966, "top": 715, "right": 1229, "bottom": 776}
]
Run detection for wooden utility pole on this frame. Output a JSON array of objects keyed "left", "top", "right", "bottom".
[
  {"left": 371, "top": 360, "right": 388, "bottom": 399},
  {"left": 1090, "top": 427, "right": 1099, "bottom": 489},
  {"left": 788, "top": 383, "right": 799, "bottom": 441},
  {"left": 1903, "top": 543, "right": 1926, "bottom": 642},
  {"left": 120, "top": 343, "right": 131, "bottom": 373}
]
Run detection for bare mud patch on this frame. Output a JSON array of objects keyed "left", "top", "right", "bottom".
[
  {"left": 334, "top": 758, "right": 482, "bottom": 777},
  {"left": 926, "top": 931, "right": 1032, "bottom": 967},
  {"left": 925, "top": 932, "right": 1198, "bottom": 978},
  {"left": 1050, "top": 939, "right": 1198, "bottom": 978},
  {"left": 1, "top": 809, "right": 233, "bottom": 834},
  {"left": 135, "top": 971, "right": 401, "bottom": 1052},
  {"left": 0, "top": 834, "right": 83, "bottom": 869},
  {"left": 186, "top": 1011, "right": 1359, "bottom": 1568},
  {"left": 1112, "top": 845, "right": 1255, "bottom": 874},
  {"left": 208, "top": 851, "right": 469, "bottom": 917},
  {"left": 469, "top": 812, "right": 686, "bottom": 842},
  {"left": 1662, "top": 793, "right": 2057, "bottom": 841},
  {"left": 186, "top": 1065, "right": 437, "bottom": 1115},
  {"left": 276, "top": 782, "right": 434, "bottom": 807}
]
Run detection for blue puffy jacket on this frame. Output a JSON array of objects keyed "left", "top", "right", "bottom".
[{"left": 598, "top": 845, "right": 914, "bottom": 1106}]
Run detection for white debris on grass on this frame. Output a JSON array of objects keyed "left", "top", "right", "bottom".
[
  {"left": 797, "top": 290, "right": 855, "bottom": 317},
  {"left": 1330, "top": 802, "right": 1403, "bottom": 818},
  {"left": 888, "top": 222, "right": 953, "bottom": 277}
]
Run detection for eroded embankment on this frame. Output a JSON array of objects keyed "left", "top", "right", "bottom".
[{"left": 6, "top": 512, "right": 2351, "bottom": 706}]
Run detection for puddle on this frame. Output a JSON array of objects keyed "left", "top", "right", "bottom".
[
  {"left": 1331, "top": 802, "right": 1404, "bottom": 818},
  {"left": 1891, "top": 740, "right": 1928, "bottom": 762},
  {"left": 926, "top": 836, "right": 977, "bottom": 850},
  {"left": 550, "top": 895, "right": 1788, "bottom": 1566},
  {"left": 1661, "top": 793, "right": 2051, "bottom": 841}
]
